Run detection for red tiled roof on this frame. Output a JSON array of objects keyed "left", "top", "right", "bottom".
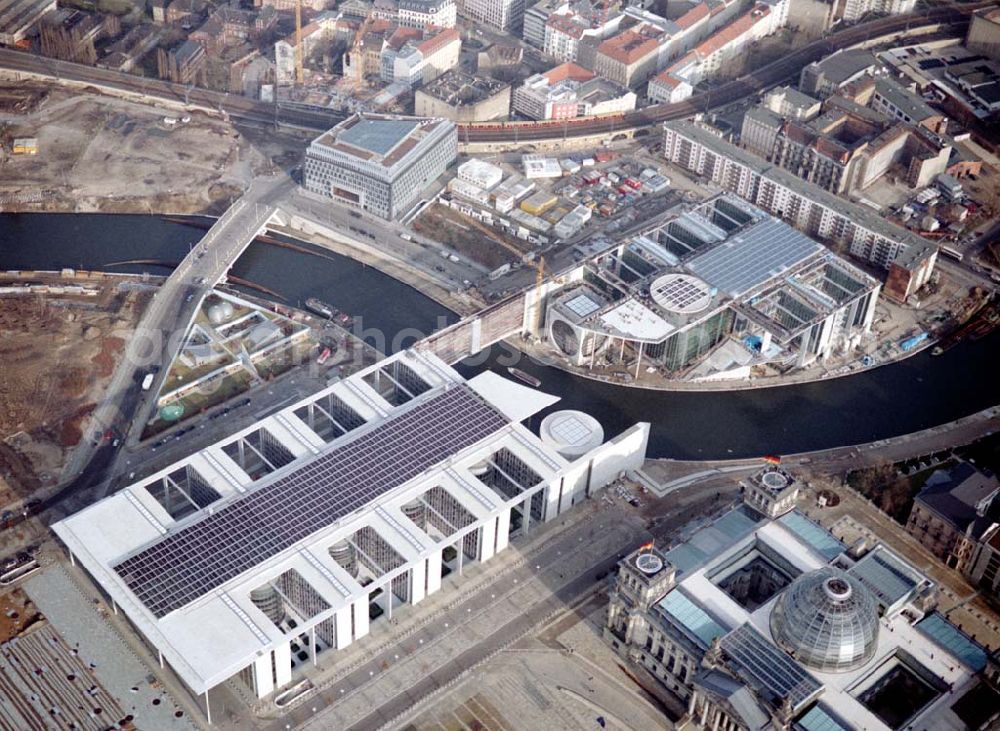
[
  {"left": 544, "top": 61, "right": 595, "bottom": 84},
  {"left": 675, "top": 2, "right": 709, "bottom": 30},
  {"left": 416, "top": 26, "right": 458, "bottom": 55},
  {"left": 386, "top": 26, "right": 422, "bottom": 49},
  {"left": 693, "top": 5, "right": 767, "bottom": 58},
  {"left": 547, "top": 13, "right": 587, "bottom": 39},
  {"left": 598, "top": 27, "right": 660, "bottom": 65}
]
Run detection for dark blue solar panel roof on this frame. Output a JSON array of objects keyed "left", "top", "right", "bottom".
[
  {"left": 686, "top": 218, "right": 821, "bottom": 298},
  {"left": 115, "top": 386, "right": 508, "bottom": 618}
]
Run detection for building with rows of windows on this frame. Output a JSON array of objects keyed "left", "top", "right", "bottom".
[{"left": 304, "top": 113, "right": 457, "bottom": 220}]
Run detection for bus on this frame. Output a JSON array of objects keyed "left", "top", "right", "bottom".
[{"left": 940, "top": 246, "right": 964, "bottom": 262}]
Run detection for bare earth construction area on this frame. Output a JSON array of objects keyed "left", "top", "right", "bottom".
[
  {"left": 0, "top": 273, "right": 149, "bottom": 503},
  {"left": 0, "top": 81, "right": 263, "bottom": 214}
]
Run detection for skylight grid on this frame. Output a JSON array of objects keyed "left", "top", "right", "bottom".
[
  {"left": 114, "top": 386, "right": 509, "bottom": 618},
  {"left": 564, "top": 293, "right": 601, "bottom": 318},
  {"left": 686, "top": 220, "right": 821, "bottom": 297},
  {"left": 721, "top": 624, "right": 822, "bottom": 709}
]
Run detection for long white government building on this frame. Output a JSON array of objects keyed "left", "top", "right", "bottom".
[{"left": 53, "top": 349, "right": 648, "bottom": 711}]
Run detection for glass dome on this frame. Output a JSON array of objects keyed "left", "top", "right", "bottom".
[{"left": 769, "top": 567, "right": 880, "bottom": 673}]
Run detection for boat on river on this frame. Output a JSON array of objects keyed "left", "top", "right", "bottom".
[
  {"left": 305, "top": 297, "right": 336, "bottom": 319},
  {"left": 507, "top": 367, "right": 541, "bottom": 388}
]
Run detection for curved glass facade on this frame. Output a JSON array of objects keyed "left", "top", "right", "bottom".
[{"left": 769, "top": 568, "right": 880, "bottom": 673}]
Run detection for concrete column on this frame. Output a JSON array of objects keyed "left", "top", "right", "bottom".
[
  {"left": 495, "top": 508, "right": 511, "bottom": 553},
  {"left": 158, "top": 649, "right": 164, "bottom": 669},
  {"left": 687, "top": 690, "right": 698, "bottom": 717},
  {"left": 273, "top": 641, "right": 292, "bottom": 688},
  {"left": 409, "top": 562, "right": 426, "bottom": 605},
  {"left": 352, "top": 597, "right": 369, "bottom": 641},
  {"left": 111, "top": 598, "right": 118, "bottom": 616},
  {"left": 522, "top": 496, "right": 532, "bottom": 535},
  {"left": 425, "top": 549, "right": 443, "bottom": 596},
  {"left": 204, "top": 690, "right": 212, "bottom": 725},
  {"left": 68, "top": 551, "right": 75, "bottom": 567},
  {"left": 311, "top": 627, "right": 317, "bottom": 667},
  {"left": 712, "top": 708, "right": 721, "bottom": 731},
  {"left": 335, "top": 605, "right": 353, "bottom": 649},
  {"left": 253, "top": 653, "right": 274, "bottom": 698},
  {"left": 457, "top": 539, "right": 465, "bottom": 576},
  {"left": 479, "top": 519, "right": 496, "bottom": 563},
  {"left": 386, "top": 585, "right": 393, "bottom": 621}
]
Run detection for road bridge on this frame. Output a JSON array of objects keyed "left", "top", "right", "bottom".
[{"left": 120, "top": 175, "right": 295, "bottom": 447}]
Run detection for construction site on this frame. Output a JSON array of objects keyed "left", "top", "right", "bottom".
[
  {"left": 0, "top": 80, "right": 264, "bottom": 214},
  {"left": 0, "top": 271, "right": 149, "bottom": 505}
]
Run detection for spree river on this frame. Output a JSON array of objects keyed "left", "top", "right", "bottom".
[{"left": 3, "top": 212, "right": 998, "bottom": 460}]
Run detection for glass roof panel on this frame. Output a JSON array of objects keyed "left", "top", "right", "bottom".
[
  {"left": 339, "top": 119, "right": 419, "bottom": 156},
  {"left": 659, "top": 589, "right": 727, "bottom": 648},
  {"left": 847, "top": 547, "right": 921, "bottom": 607},
  {"left": 686, "top": 218, "right": 821, "bottom": 297},
  {"left": 721, "top": 623, "right": 823, "bottom": 710},
  {"left": 916, "top": 613, "right": 987, "bottom": 671},
  {"left": 795, "top": 704, "right": 853, "bottom": 731},
  {"left": 778, "top": 511, "right": 845, "bottom": 561}
]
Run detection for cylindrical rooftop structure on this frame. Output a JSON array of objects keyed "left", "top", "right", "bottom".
[{"left": 539, "top": 410, "right": 604, "bottom": 460}]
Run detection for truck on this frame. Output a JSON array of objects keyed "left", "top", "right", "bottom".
[{"left": 141, "top": 373, "right": 155, "bottom": 391}]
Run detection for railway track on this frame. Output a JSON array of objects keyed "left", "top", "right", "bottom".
[{"left": 0, "top": 1, "right": 990, "bottom": 142}]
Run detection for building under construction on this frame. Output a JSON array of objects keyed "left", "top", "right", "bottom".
[{"left": 540, "top": 194, "right": 881, "bottom": 381}]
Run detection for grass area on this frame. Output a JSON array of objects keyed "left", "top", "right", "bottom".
[{"left": 143, "top": 369, "right": 254, "bottom": 439}]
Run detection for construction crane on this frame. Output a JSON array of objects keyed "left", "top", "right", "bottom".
[
  {"left": 450, "top": 214, "right": 550, "bottom": 337},
  {"left": 295, "top": 0, "right": 304, "bottom": 85}
]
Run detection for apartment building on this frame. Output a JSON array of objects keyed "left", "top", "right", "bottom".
[
  {"left": 836, "top": 0, "right": 915, "bottom": 24},
  {"left": 513, "top": 61, "right": 634, "bottom": 119},
  {"left": 662, "top": 119, "right": 939, "bottom": 298},
  {"left": 380, "top": 26, "right": 460, "bottom": 88},
  {"left": 157, "top": 38, "right": 207, "bottom": 84},
  {"left": 398, "top": 0, "right": 456, "bottom": 28},
  {"left": 906, "top": 464, "right": 999, "bottom": 572}
]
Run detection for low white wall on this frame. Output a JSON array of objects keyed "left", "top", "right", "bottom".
[{"left": 547, "top": 422, "right": 651, "bottom": 519}]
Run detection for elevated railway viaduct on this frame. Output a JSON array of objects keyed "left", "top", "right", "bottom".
[{"left": 0, "top": 1, "right": 990, "bottom": 146}]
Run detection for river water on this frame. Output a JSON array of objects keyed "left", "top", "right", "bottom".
[{"left": 3, "top": 212, "right": 998, "bottom": 459}]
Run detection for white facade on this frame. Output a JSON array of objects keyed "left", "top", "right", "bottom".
[
  {"left": 841, "top": 0, "right": 915, "bottom": 23},
  {"left": 457, "top": 159, "right": 504, "bottom": 190},
  {"left": 53, "top": 349, "right": 649, "bottom": 704},
  {"left": 304, "top": 114, "right": 457, "bottom": 220},
  {"left": 398, "top": 0, "right": 456, "bottom": 28},
  {"left": 462, "top": 0, "right": 525, "bottom": 32}
]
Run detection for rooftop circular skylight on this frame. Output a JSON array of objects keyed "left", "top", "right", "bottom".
[
  {"left": 649, "top": 274, "right": 713, "bottom": 315},
  {"left": 635, "top": 553, "right": 663, "bottom": 575}
]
